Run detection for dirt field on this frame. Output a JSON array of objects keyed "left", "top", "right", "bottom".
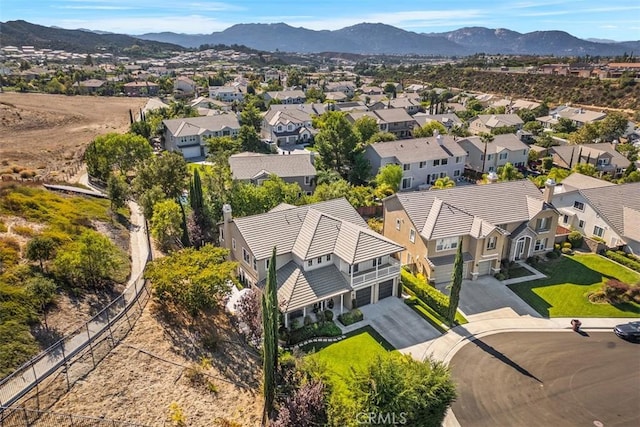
[
  {"left": 0, "top": 93, "right": 145, "bottom": 177},
  {"left": 46, "top": 302, "right": 263, "bottom": 426}
]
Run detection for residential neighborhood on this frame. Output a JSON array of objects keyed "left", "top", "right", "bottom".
[{"left": 1, "top": 12, "right": 640, "bottom": 427}]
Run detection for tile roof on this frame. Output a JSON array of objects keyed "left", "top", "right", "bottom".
[
  {"left": 163, "top": 114, "right": 240, "bottom": 137},
  {"left": 474, "top": 114, "right": 524, "bottom": 128},
  {"left": 366, "top": 135, "right": 467, "bottom": 163},
  {"left": 464, "top": 133, "right": 529, "bottom": 153},
  {"left": 579, "top": 182, "right": 640, "bottom": 240},
  {"left": 551, "top": 143, "right": 630, "bottom": 169},
  {"left": 391, "top": 180, "right": 548, "bottom": 233},
  {"left": 556, "top": 172, "right": 615, "bottom": 193},
  {"left": 229, "top": 152, "right": 316, "bottom": 180}
]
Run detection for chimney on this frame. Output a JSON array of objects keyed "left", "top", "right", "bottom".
[
  {"left": 222, "top": 204, "right": 232, "bottom": 223},
  {"left": 487, "top": 171, "right": 498, "bottom": 183},
  {"left": 516, "top": 129, "right": 523, "bottom": 140},
  {"left": 436, "top": 134, "right": 443, "bottom": 145},
  {"left": 433, "top": 129, "right": 439, "bottom": 137},
  {"left": 543, "top": 178, "right": 556, "bottom": 204},
  {"left": 221, "top": 204, "right": 233, "bottom": 250}
]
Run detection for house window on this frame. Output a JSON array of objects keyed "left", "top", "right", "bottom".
[
  {"left": 573, "top": 201, "right": 585, "bottom": 211},
  {"left": 440, "top": 172, "right": 446, "bottom": 178},
  {"left": 419, "top": 161, "right": 427, "bottom": 168},
  {"left": 242, "top": 248, "right": 250, "bottom": 263},
  {"left": 563, "top": 214, "right": 569, "bottom": 224},
  {"left": 499, "top": 152, "right": 508, "bottom": 160},
  {"left": 265, "top": 259, "right": 270, "bottom": 270},
  {"left": 349, "top": 264, "right": 359, "bottom": 274},
  {"left": 410, "top": 229, "right": 416, "bottom": 243},
  {"left": 579, "top": 219, "right": 585, "bottom": 228},
  {"left": 304, "top": 176, "right": 311, "bottom": 185},
  {"left": 401, "top": 177, "right": 412, "bottom": 189},
  {"left": 277, "top": 125, "right": 283, "bottom": 132},
  {"left": 441, "top": 158, "right": 448, "bottom": 165},
  {"left": 373, "top": 256, "right": 384, "bottom": 267},
  {"left": 396, "top": 218, "right": 401, "bottom": 230},
  {"left": 456, "top": 156, "right": 463, "bottom": 163},
  {"left": 232, "top": 238, "right": 236, "bottom": 250},
  {"left": 534, "top": 238, "right": 548, "bottom": 251},
  {"left": 433, "top": 159, "right": 441, "bottom": 166},
  {"left": 436, "top": 236, "right": 458, "bottom": 252},
  {"left": 454, "top": 170, "right": 461, "bottom": 177},
  {"left": 317, "top": 256, "right": 322, "bottom": 264},
  {"left": 593, "top": 225, "right": 604, "bottom": 238},
  {"left": 523, "top": 149, "right": 527, "bottom": 155},
  {"left": 403, "top": 163, "right": 411, "bottom": 171},
  {"left": 480, "top": 154, "right": 485, "bottom": 160},
  {"left": 220, "top": 228, "right": 224, "bottom": 241},
  {"left": 486, "top": 236, "right": 497, "bottom": 250},
  {"left": 597, "top": 158, "right": 609, "bottom": 166},
  {"left": 326, "top": 254, "right": 331, "bottom": 262},
  {"left": 252, "top": 257, "right": 257, "bottom": 271},
  {"left": 487, "top": 154, "right": 493, "bottom": 160},
  {"left": 308, "top": 259, "right": 313, "bottom": 267},
  {"left": 536, "top": 217, "right": 550, "bottom": 232}
]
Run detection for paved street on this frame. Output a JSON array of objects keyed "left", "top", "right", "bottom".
[{"left": 448, "top": 331, "right": 640, "bottom": 427}]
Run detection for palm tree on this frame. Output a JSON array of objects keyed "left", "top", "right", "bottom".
[
  {"left": 479, "top": 132, "right": 495, "bottom": 173},
  {"left": 497, "top": 162, "right": 523, "bottom": 181},
  {"left": 432, "top": 176, "right": 456, "bottom": 189}
]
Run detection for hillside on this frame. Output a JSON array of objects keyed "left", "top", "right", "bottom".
[
  {"left": 0, "top": 20, "right": 182, "bottom": 57},
  {"left": 416, "top": 66, "right": 640, "bottom": 110},
  {"left": 137, "top": 22, "right": 637, "bottom": 56}
]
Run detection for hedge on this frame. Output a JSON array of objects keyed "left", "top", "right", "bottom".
[
  {"left": 604, "top": 251, "right": 640, "bottom": 273},
  {"left": 288, "top": 321, "right": 342, "bottom": 345},
  {"left": 400, "top": 269, "right": 449, "bottom": 318},
  {"left": 404, "top": 297, "right": 447, "bottom": 333},
  {"left": 337, "top": 309, "right": 363, "bottom": 326}
]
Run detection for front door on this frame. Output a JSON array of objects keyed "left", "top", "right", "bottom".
[{"left": 515, "top": 238, "right": 525, "bottom": 260}]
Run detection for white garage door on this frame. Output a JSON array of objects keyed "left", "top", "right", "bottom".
[
  {"left": 476, "top": 261, "right": 492, "bottom": 276},
  {"left": 433, "top": 262, "right": 469, "bottom": 284},
  {"left": 181, "top": 146, "right": 201, "bottom": 159}
]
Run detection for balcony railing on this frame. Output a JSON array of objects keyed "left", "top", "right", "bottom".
[{"left": 349, "top": 258, "right": 400, "bottom": 288}]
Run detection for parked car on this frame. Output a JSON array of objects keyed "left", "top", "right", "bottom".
[{"left": 613, "top": 321, "right": 640, "bottom": 341}]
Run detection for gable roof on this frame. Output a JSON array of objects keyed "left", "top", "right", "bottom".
[
  {"left": 579, "top": 182, "right": 640, "bottom": 240},
  {"left": 365, "top": 135, "right": 466, "bottom": 163},
  {"left": 391, "top": 180, "right": 549, "bottom": 234},
  {"left": 556, "top": 172, "right": 615, "bottom": 193},
  {"left": 163, "top": 114, "right": 240, "bottom": 137},
  {"left": 473, "top": 114, "right": 524, "bottom": 128},
  {"left": 229, "top": 152, "right": 316, "bottom": 181},
  {"left": 551, "top": 143, "right": 630, "bottom": 169},
  {"left": 463, "top": 133, "right": 529, "bottom": 153},
  {"left": 266, "top": 90, "right": 306, "bottom": 100},
  {"left": 233, "top": 198, "right": 392, "bottom": 260}
]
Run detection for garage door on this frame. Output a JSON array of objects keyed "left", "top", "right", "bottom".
[
  {"left": 432, "top": 262, "right": 469, "bottom": 284},
  {"left": 181, "top": 146, "right": 201, "bottom": 159},
  {"left": 355, "top": 286, "right": 372, "bottom": 307},
  {"left": 476, "top": 261, "right": 492, "bottom": 276},
  {"left": 378, "top": 279, "right": 394, "bottom": 300}
]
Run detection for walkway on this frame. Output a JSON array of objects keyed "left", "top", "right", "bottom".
[{"left": 0, "top": 194, "right": 150, "bottom": 408}]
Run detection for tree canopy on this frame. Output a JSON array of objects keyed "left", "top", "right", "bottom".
[{"left": 85, "top": 133, "right": 152, "bottom": 181}]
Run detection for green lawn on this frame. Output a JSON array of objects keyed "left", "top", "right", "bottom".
[
  {"left": 305, "top": 326, "right": 394, "bottom": 394},
  {"left": 509, "top": 254, "right": 640, "bottom": 318}
]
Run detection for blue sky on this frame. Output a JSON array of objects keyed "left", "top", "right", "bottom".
[{"left": 2, "top": 0, "right": 640, "bottom": 40}]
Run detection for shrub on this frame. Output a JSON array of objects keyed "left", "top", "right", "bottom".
[
  {"left": 12, "top": 225, "right": 34, "bottom": 237},
  {"left": 554, "top": 243, "right": 561, "bottom": 251},
  {"left": 567, "top": 231, "right": 583, "bottom": 248},
  {"left": 315, "top": 310, "right": 325, "bottom": 322},
  {"left": 400, "top": 269, "right": 449, "bottom": 318},
  {"left": 494, "top": 272, "right": 506, "bottom": 280},
  {"left": 303, "top": 315, "right": 312, "bottom": 326},
  {"left": 288, "top": 321, "right": 342, "bottom": 345},
  {"left": 562, "top": 242, "right": 572, "bottom": 249},
  {"left": 19, "top": 170, "right": 36, "bottom": 180},
  {"left": 337, "top": 309, "right": 364, "bottom": 326},
  {"left": 546, "top": 250, "right": 560, "bottom": 259},
  {"left": 603, "top": 279, "right": 631, "bottom": 303},
  {"left": 561, "top": 247, "right": 573, "bottom": 255},
  {"left": 604, "top": 250, "right": 640, "bottom": 273},
  {"left": 404, "top": 296, "right": 418, "bottom": 306},
  {"left": 323, "top": 309, "right": 333, "bottom": 321}
]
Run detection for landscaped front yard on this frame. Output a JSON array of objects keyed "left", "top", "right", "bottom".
[{"left": 509, "top": 254, "right": 640, "bottom": 318}]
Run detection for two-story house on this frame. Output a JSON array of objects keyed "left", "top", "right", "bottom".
[
  {"left": 347, "top": 109, "right": 417, "bottom": 139},
  {"left": 262, "top": 107, "right": 316, "bottom": 146},
  {"left": 163, "top": 114, "right": 240, "bottom": 160},
  {"left": 551, "top": 174, "right": 640, "bottom": 254},
  {"left": 364, "top": 135, "right": 467, "bottom": 190},
  {"left": 325, "top": 81, "right": 356, "bottom": 98},
  {"left": 264, "top": 90, "right": 306, "bottom": 105},
  {"left": 458, "top": 133, "right": 530, "bottom": 173},
  {"left": 174, "top": 76, "right": 197, "bottom": 97},
  {"left": 220, "top": 198, "right": 404, "bottom": 327},
  {"left": 228, "top": 152, "right": 317, "bottom": 194},
  {"left": 413, "top": 113, "right": 463, "bottom": 131},
  {"left": 468, "top": 114, "right": 524, "bottom": 135},
  {"left": 383, "top": 180, "right": 558, "bottom": 283},
  {"left": 537, "top": 106, "right": 606, "bottom": 129},
  {"left": 209, "top": 86, "right": 245, "bottom": 103},
  {"left": 549, "top": 143, "right": 630, "bottom": 177},
  {"left": 389, "top": 97, "right": 423, "bottom": 115},
  {"left": 123, "top": 81, "right": 159, "bottom": 97}
]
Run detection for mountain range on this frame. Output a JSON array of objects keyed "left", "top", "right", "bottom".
[
  {"left": 137, "top": 23, "right": 640, "bottom": 56},
  {"left": 1, "top": 20, "right": 638, "bottom": 57}
]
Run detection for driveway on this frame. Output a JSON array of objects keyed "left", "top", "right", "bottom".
[
  {"left": 436, "top": 276, "right": 541, "bottom": 320},
  {"left": 358, "top": 297, "right": 442, "bottom": 351}
]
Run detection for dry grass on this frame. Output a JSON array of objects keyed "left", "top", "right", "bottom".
[
  {"left": 0, "top": 93, "right": 145, "bottom": 175},
  {"left": 45, "top": 301, "right": 263, "bottom": 426}
]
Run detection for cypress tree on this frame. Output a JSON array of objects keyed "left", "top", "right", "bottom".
[
  {"left": 446, "top": 238, "right": 464, "bottom": 326},
  {"left": 262, "top": 246, "right": 279, "bottom": 422},
  {"left": 190, "top": 168, "right": 204, "bottom": 214}
]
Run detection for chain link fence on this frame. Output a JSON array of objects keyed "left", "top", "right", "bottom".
[{"left": 0, "top": 405, "right": 151, "bottom": 427}]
